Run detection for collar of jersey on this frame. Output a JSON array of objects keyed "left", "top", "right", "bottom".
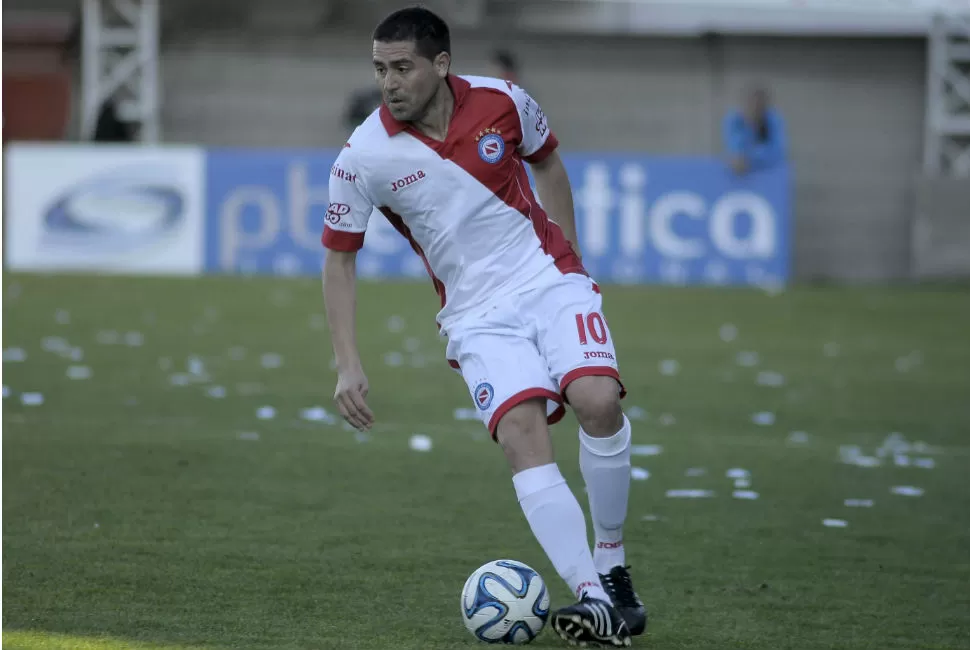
[{"left": 379, "top": 74, "right": 470, "bottom": 137}]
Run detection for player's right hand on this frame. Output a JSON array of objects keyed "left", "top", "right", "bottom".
[{"left": 334, "top": 368, "right": 374, "bottom": 431}]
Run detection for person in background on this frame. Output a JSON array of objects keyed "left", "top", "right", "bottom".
[
  {"left": 343, "top": 87, "right": 384, "bottom": 133},
  {"left": 487, "top": 49, "right": 520, "bottom": 85},
  {"left": 723, "top": 85, "right": 787, "bottom": 175}
]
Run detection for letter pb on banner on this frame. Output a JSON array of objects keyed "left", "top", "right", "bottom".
[
  {"left": 204, "top": 149, "right": 791, "bottom": 286},
  {"left": 4, "top": 144, "right": 205, "bottom": 275}
]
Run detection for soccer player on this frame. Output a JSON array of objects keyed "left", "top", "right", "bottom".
[{"left": 322, "top": 6, "right": 647, "bottom": 646}]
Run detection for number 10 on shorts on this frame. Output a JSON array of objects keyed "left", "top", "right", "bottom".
[{"left": 575, "top": 312, "right": 609, "bottom": 345}]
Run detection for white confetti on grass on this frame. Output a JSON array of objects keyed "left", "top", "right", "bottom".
[
  {"left": 169, "top": 374, "right": 191, "bottom": 386},
  {"left": 839, "top": 445, "right": 882, "bottom": 467},
  {"left": 756, "top": 371, "right": 785, "bottom": 387},
  {"left": 891, "top": 486, "right": 924, "bottom": 497},
  {"left": 631, "top": 467, "right": 650, "bottom": 481},
  {"left": 66, "top": 365, "right": 92, "bottom": 380},
  {"left": 96, "top": 330, "right": 120, "bottom": 345},
  {"left": 55, "top": 309, "right": 71, "bottom": 324},
  {"left": 2, "top": 385, "right": 10, "bottom": 398},
  {"left": 187, "top": 356, "right": 206, "bottom": 377},
  {"left": 354, "top": 432, "right": 371, "bottom": 444},
  {"left": 787, "top": 431, "right": 810, "bottom": 445},
  {"left": 734, "top": 478, "right": 751, "bottom": 489},
  {"left": 894, "top": 351, "right": 924, "bottom": 373},
  {"left": 21, "top": 392, "right": 44, "bottom": 406},
  {"left": 384, "top": 352, "right": 404, "bottom": 367},
  {"left": 124, "top": 331, "right": 144, "bottom": 347},
  {"left": 454, "top": 408, "right": 479, "bottom": 421},
  {"left": 736, "top": 351, "right": 760, "bottom": 367},
  {"left": 631, "top": 444, "right": 662, "bottom": 457},
  {"left": 719, "top": 323, "right": 738, "bottom": 342},
  {"left": 666, "top": 489, "right": 715, "bottom": 499},
  {"left": 733, "top": 490, "right": 759, "bottom": 500},
  {"left": 403, "top": 337, "right": 422, "bottom": 352},
  {"left": 4, "top": 348, "right": 27, "bottom": 362},
  {"left": 823, "top": 518, "right": 848, "bottom": 528},
  {"left": 659, "top": 359, "right": 680, "bottom": 376},
  {"left": 658, "top": 413, "right": 676, "bottom": 426},
  {"left": 409, "top": 434, "right": 433, "bottom": 452},
  {"left": 914, "top": 458, "right": 935, "bottom": 469},
  {"left": 685, "top": 467, "right": 706, "bottom": 477},
  {"left": 256, "top": 406, "right": 276, "bottom": 420},
  {"left": 912, "top": 441, "right": 942, "bottom": 455},
  {"left": 206, "top": 386, "right": 227, "bottom": 399},
  {"left": 387, "top": 315, "right": 406, "bottom": 333},
  {"left": 260, "top": 353, "right": 283, "bottom": 369},
  {"left": 301, "top": 407, "right": 337, "bottom": 425},
  {"left": 42, "top": 337, "right": 70, "bottom": 353},
  {"left": 752, "top": 411, "right": 775, "bottom": 426},
  {"left": 626, "top": 406, "right": 647, "bottom": 421},
  {"left": 844, "top": 499, "right": 874, "bottom": 508},
  {"left": 726, "top": 468, "right": 750, "bottom": 479}
]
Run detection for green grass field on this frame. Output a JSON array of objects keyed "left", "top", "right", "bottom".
[{"left": 3, "top": 274, "right": 970, "bottom": 650}]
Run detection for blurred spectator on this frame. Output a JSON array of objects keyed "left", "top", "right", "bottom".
[
  {"left": 343, "top": 87, "right": 383, "bottom": 133},
  {"left": 93, "top": 98, "right": 135, "bottom": 142},
  {"left": 487, "top": 49, "right": 520, "bottom": 85},
  {"left": 723, "top": 86, "right": 787, "bottom": 175}
]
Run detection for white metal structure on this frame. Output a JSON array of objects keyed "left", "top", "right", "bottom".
[
  {"left": 81, "top": 0, "right": 160, "bottom": 143},
  {"left": 925, "top": 12, "right": 970, "bottom": 178}
]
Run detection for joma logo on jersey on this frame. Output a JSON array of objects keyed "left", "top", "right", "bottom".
[
  {"left": 583, "top": 351, "right": 615, "bottom": 361},
  {"left": 391, "top": 170, "right": 427, "bottom": 192},
  {"left": 331, "top": 164, "right": 356, "bottom": 183}
]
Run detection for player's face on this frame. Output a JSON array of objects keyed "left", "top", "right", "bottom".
[{"left": 373, "top": 40, "right": 448, "bottom": 122}]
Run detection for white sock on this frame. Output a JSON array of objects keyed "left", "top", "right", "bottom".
[
  {"left": 579, "top": 414, "right": 632, "bottom": 575},
  {"left": 513, "top": 463, "right": 611, "bottom": 603}
]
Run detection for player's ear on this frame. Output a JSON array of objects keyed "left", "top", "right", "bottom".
[{"left": 433, "top": 51, "right": 450, "bottom": 79}]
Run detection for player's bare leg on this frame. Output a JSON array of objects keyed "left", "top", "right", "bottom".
[
  {"left": 566, "top": 375, "right": 648, "bottom": 636},
  {"left": 497, "top": 398, "right": 631, "bottom": 647}
]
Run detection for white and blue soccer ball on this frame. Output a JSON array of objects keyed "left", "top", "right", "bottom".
[{"left": 460, "top": 559, "right": 550, "bottom": 644}]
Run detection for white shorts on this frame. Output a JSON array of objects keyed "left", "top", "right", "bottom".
[{"left": 445, "top": 272, "right": 626, "bottom": 438}]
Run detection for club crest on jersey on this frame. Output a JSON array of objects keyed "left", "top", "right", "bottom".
[
  {"left": 474, "top": 382, "right": 494, "bottom": 410},
  {"left": 476, "top": 128, "right": 505, "bottom": 164}
]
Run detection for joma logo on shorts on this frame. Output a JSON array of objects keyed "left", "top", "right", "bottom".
[
  {"left": 391, "top": 170, "right": 426, "bottom": 192},
  {"left": 583, "top": 351, "right": 615, "bottom": 361}
]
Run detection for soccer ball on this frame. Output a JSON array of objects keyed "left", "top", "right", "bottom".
[{"left": 460, "top": 559, "right": 550, "bottom": 644}]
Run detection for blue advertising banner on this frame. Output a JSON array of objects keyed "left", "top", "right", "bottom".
[{"left": 205, "top": 149, "right": 790, "bottom": 286}]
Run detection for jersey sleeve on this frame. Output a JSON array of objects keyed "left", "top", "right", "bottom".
[
  {"left": 509, "top": 83, "right": 559, "bottom": 164},
  {"left": 321, "top": 145, "right": 374, "bottom": 252}
]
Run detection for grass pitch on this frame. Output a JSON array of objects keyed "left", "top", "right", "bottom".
[{"left": 3, "top": 274, "right": 970, "bottom": 650}]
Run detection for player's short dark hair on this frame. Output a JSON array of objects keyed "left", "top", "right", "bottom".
[{"left": 373, "top": 6, "right": 451, "bottom": 62}]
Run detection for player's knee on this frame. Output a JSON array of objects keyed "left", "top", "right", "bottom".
[
  {"left": 566, "top": 376, "right": 623, "bottom": 437},
  {"left": 494, "top": 398, "right": 554, "bottom": 472}
]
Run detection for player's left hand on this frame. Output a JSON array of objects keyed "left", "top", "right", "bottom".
[{"left": 334, "top": 368, "right": 374, "bottom": 431}]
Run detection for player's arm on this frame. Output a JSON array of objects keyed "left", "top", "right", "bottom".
[
  {"left": 529, "top": 150, "right": 581, "bottom": 259},
  {"left": 510, "top": 84, "right": 583, "bottom": 258},
  {"left": 322, "top": 146, "right": 375, "bottom": 430}
]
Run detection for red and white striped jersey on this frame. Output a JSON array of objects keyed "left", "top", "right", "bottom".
[{"left": 322, "top": 74, "right": 585, "bottom": 331}]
